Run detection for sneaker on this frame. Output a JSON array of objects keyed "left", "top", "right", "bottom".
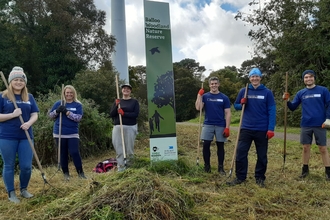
[
  {"left": 8, "top": 191, "right": 20, "bottom": 204},
  {"left": 20, "top": 189, "right": 34, "bottom": 198},
  {"left": 204, "top": 164, "right": 211, "bottom": 173},
  {"left": 64, "top": 173, "right": 70, "bottom": 181},
  {"left": 78, "top": 172, "right": 87, "bottom": 179},
  {"left": 299, "top": 166, "right": 309, "bottom": 179},
  {"left": 218, "top": 166, "right": 226, "bottom": 176},
  {"left": 256, "top": 179, "right": 265, "bottom": 188},
  {"left": 117, "top": 166, "right": 126, "bottom": 172},
  {"left": 226, "top": 178, "right": 245, "bottom": 186},
  {"left": 325, "top": 167, "right": 330, "bottom": 181}
]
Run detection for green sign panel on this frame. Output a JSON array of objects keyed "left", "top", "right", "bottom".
[{"left": 144, "top": 0, "right": 178, "bottom": 161}]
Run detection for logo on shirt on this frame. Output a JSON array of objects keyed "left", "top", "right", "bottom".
[
  {"left": 303, "top": 94, "right": 321, "bottom": 99},
  {"left": 207, "top": 98, "right": 223, "bottom": 102},
  {"left": 248, "top": 95, "right": 265, "bottom": 100},
  {"left": 7, "top": 100, "right": 31, "bottom": 104}
]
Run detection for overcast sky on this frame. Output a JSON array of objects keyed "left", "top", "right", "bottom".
[{"left": 95, "top": 0, "right": 258, "bottom": 75}]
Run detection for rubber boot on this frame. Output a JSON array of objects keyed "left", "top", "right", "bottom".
[
  {"left": 8, "top": 191, "right": 20, "bottom": 204},
  {"left": 299, "top": 165, "right": 309, "bottom": 178}
]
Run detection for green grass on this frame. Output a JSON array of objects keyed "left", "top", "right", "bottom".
[{"left": 1, "top": 124, "right": 330, "bottom": 219}]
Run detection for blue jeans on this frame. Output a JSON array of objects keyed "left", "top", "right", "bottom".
[
  {"left": 235, "top": 129, "right": 268, "bottom": 181},
  {"left": 0, "top": 139, "right": 33, "bottom": 193}
]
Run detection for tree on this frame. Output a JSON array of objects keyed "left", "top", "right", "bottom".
[
  {"left": 151, "top": 71, "right": 175, "bottom": 110},
  {"left": 73, "top": 63, "right": 117, "bottom": 113},
  {"left": 0, "top": 0, "right": 116, "bottom": 94}
]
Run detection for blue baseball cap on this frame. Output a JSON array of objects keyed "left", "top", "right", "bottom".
[{"left": 248, "top": 68, "right": 262, "bottom": 78}]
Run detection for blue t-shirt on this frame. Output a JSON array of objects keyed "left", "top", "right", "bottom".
[
  {"left": 50, "top": 100, "right": 83, "bottom": 135},
  {"left": 202, "top": 92, "right": 231, "bottom": 127},
  {"left": 0, "top": 93, "right": 39, "bottom": 140},
  {"left": 234, "top": 84, "right": 276, "bottom": 131},
  {"left": 288, "top": 85, "right": 330, "bottom": 127}
]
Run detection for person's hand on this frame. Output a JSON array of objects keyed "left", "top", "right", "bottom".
[
  {"left": 322, "top": 119, "right": 330, "bottom": 128},
  {"left": 118, "top": 108, "right": 124, "bottom": 116},
  {"left": 198, "top": 88, "right": 204, "bottom": 96},
  {"left": 223, "top": 128, "right": 230, "bottom": 137},
  {"left": 283, "top": 92, "right": 290, "bottom": 101},
  {"left": 115, "top": 99, "right": 120, "bottom": 106},
  {"left": 56, "top": 105, "right": 67, "bottom": 114},
  {"left": 20, "top": 122, "right": 31, "bottom": 131},
  {"left": 12, "top": 108, "right": 22, "bottom": 118},
  {"left": 240, "top": 98, "right": 247, "bottom": 105},
  {"left": 266, "top": 130, "right": 274, "bottom": 139}
]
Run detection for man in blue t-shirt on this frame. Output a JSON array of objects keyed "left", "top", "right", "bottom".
[
  {"left": 227, "top": 68, "right": 276, "bottom": 188},
  {"left": 283, "top": 70, "right": 330, "bottom": 180},
  {"left": 195, "top": 77, "right": 231, "bottom": 174}
]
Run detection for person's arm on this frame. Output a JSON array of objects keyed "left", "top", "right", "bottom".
[
  {"left": 224, "top": 108, "right": 231, "bottom": 128},
  {"left": 67, "top": 103, "right": 83, "bottom": 122},
  {"left": 21, "top": 112, "right": 38, "bottom": 131},
  {"left": 122, "top": 100, "right": 140, "bottom": 118},
  {"left": 0, "top": 108, "right": 22, "bottom": 122},
  {"left": 195, "top": 94, "right": 204, "bottom": 111},
  {"left": 234, "top": 88, "right": 245, "bottom": 110}
]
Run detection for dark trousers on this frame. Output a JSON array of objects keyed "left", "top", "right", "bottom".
[
  {"left": 235, "top": 129, "right": 268, "bottom": 181},
  {"left": 55, "top": 138, "right": 83, "bottom": 174}
]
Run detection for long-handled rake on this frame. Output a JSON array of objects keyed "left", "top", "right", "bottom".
[
  {"left": 227, "top": 83, "right": 249, "bottom": 179},
  {"left": 0, "top": 71, "right": 49, "bottom": 185},
  {"left": 57, "top": 84, "right": 65, "bottom": 171},
  {"left": 196, "top": 82, "right": 203, "bottom": 166},
  {"left": 115, "top": 75, "right": 127, "bottom": 168},
  {"left": 282, "top": 72, "right": 288, "bottom": 172}
]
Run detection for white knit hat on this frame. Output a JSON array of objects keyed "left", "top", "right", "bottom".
[{"left": 8, "top": 66, "right": 27, "bottom": 84}]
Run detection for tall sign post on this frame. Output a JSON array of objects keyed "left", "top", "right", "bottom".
[
  {"left": 111, "top": 0, "right": 129, "bottom": 83},
  {"left": 144, "top": 0, "right": 178, "bottom": 161}
]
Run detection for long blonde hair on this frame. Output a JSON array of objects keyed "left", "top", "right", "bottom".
[
  {"left": 63, "top": 85, "right": 81, "bottom": 103},
  {"left": 2, "top": 83, "right": 29, "bottom": 102}
]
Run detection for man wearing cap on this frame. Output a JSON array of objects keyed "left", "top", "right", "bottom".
[
  {"left": 110, "top": 84, "right": 140, "bottom": 172},
  {"left": 227, "top": 67, "right": 276, "bottom": 187},
  {"left": 283, "top": 70, "right": 330, "bottom": 180}
]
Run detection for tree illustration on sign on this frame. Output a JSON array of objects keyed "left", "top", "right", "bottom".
[{"left": 151, "top": 70, "right": 175, "bottom": 111}]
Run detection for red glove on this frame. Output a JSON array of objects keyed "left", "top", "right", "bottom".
[
  {"left": 118, "top": 108, "right": 124, "bottom": 116},
  {"left": 198, "top": 88, "right": 204, "bottom": 96},
  {"left": 115, "top": 99, "right": 120, "bottom": 106},
  {"left": 266, "top": 130, "right": 274, "bottom": 139},
  {"left": 223, "top": 128, "right": 230, "bottom": 138},
  {"left": 282, "top": 92, "right": 290, "bottom": 101},
  {"left": 240, "top": 98, "right": 247, "bottom": 104}
]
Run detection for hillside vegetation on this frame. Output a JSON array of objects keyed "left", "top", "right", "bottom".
[{"left": 1, "top": 124, "right": 330, "bottom": 220}]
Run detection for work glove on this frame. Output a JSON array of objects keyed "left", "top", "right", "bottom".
[
  {"left": 198, "top": 88, "right": 204, "bottom": 96},
  {"left": 56, "top": 105, "right": 67, "bottom": 114},
  {"left": 118, "top": 108, "right": 124, "bottom": 116},
  {"left": 115, "top": 99, "right": 120, "bottom": 106},
  {"left": 283, "top": 92, "right": 290, "bottom": 101},
  {"left": 240, "top": 98, "right": 247, "bottom": 105},
  {"left": 223, "top": 128, "right": 230, "bottom": 138},
  {"left": 266, "top": 130, "right": 274, "bottom": 139},
  {"left": 322, "top": 119, "right": 330, "bottom": 128}
]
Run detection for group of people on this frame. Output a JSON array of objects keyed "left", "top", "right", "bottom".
[
  {"left": 195, "top": 68, "right": 330, "bottom": 188},
  {"left": 0, "top": 66, "right": 140, "bottom": 203}
]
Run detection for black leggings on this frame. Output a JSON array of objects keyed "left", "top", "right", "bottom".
[{"left": 202, "top": 140, "right": 225, "bottom": 166}]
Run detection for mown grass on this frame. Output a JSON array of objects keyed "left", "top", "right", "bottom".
[{"left": 1, "top": 124, "right": 330, "bottom": 220}]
